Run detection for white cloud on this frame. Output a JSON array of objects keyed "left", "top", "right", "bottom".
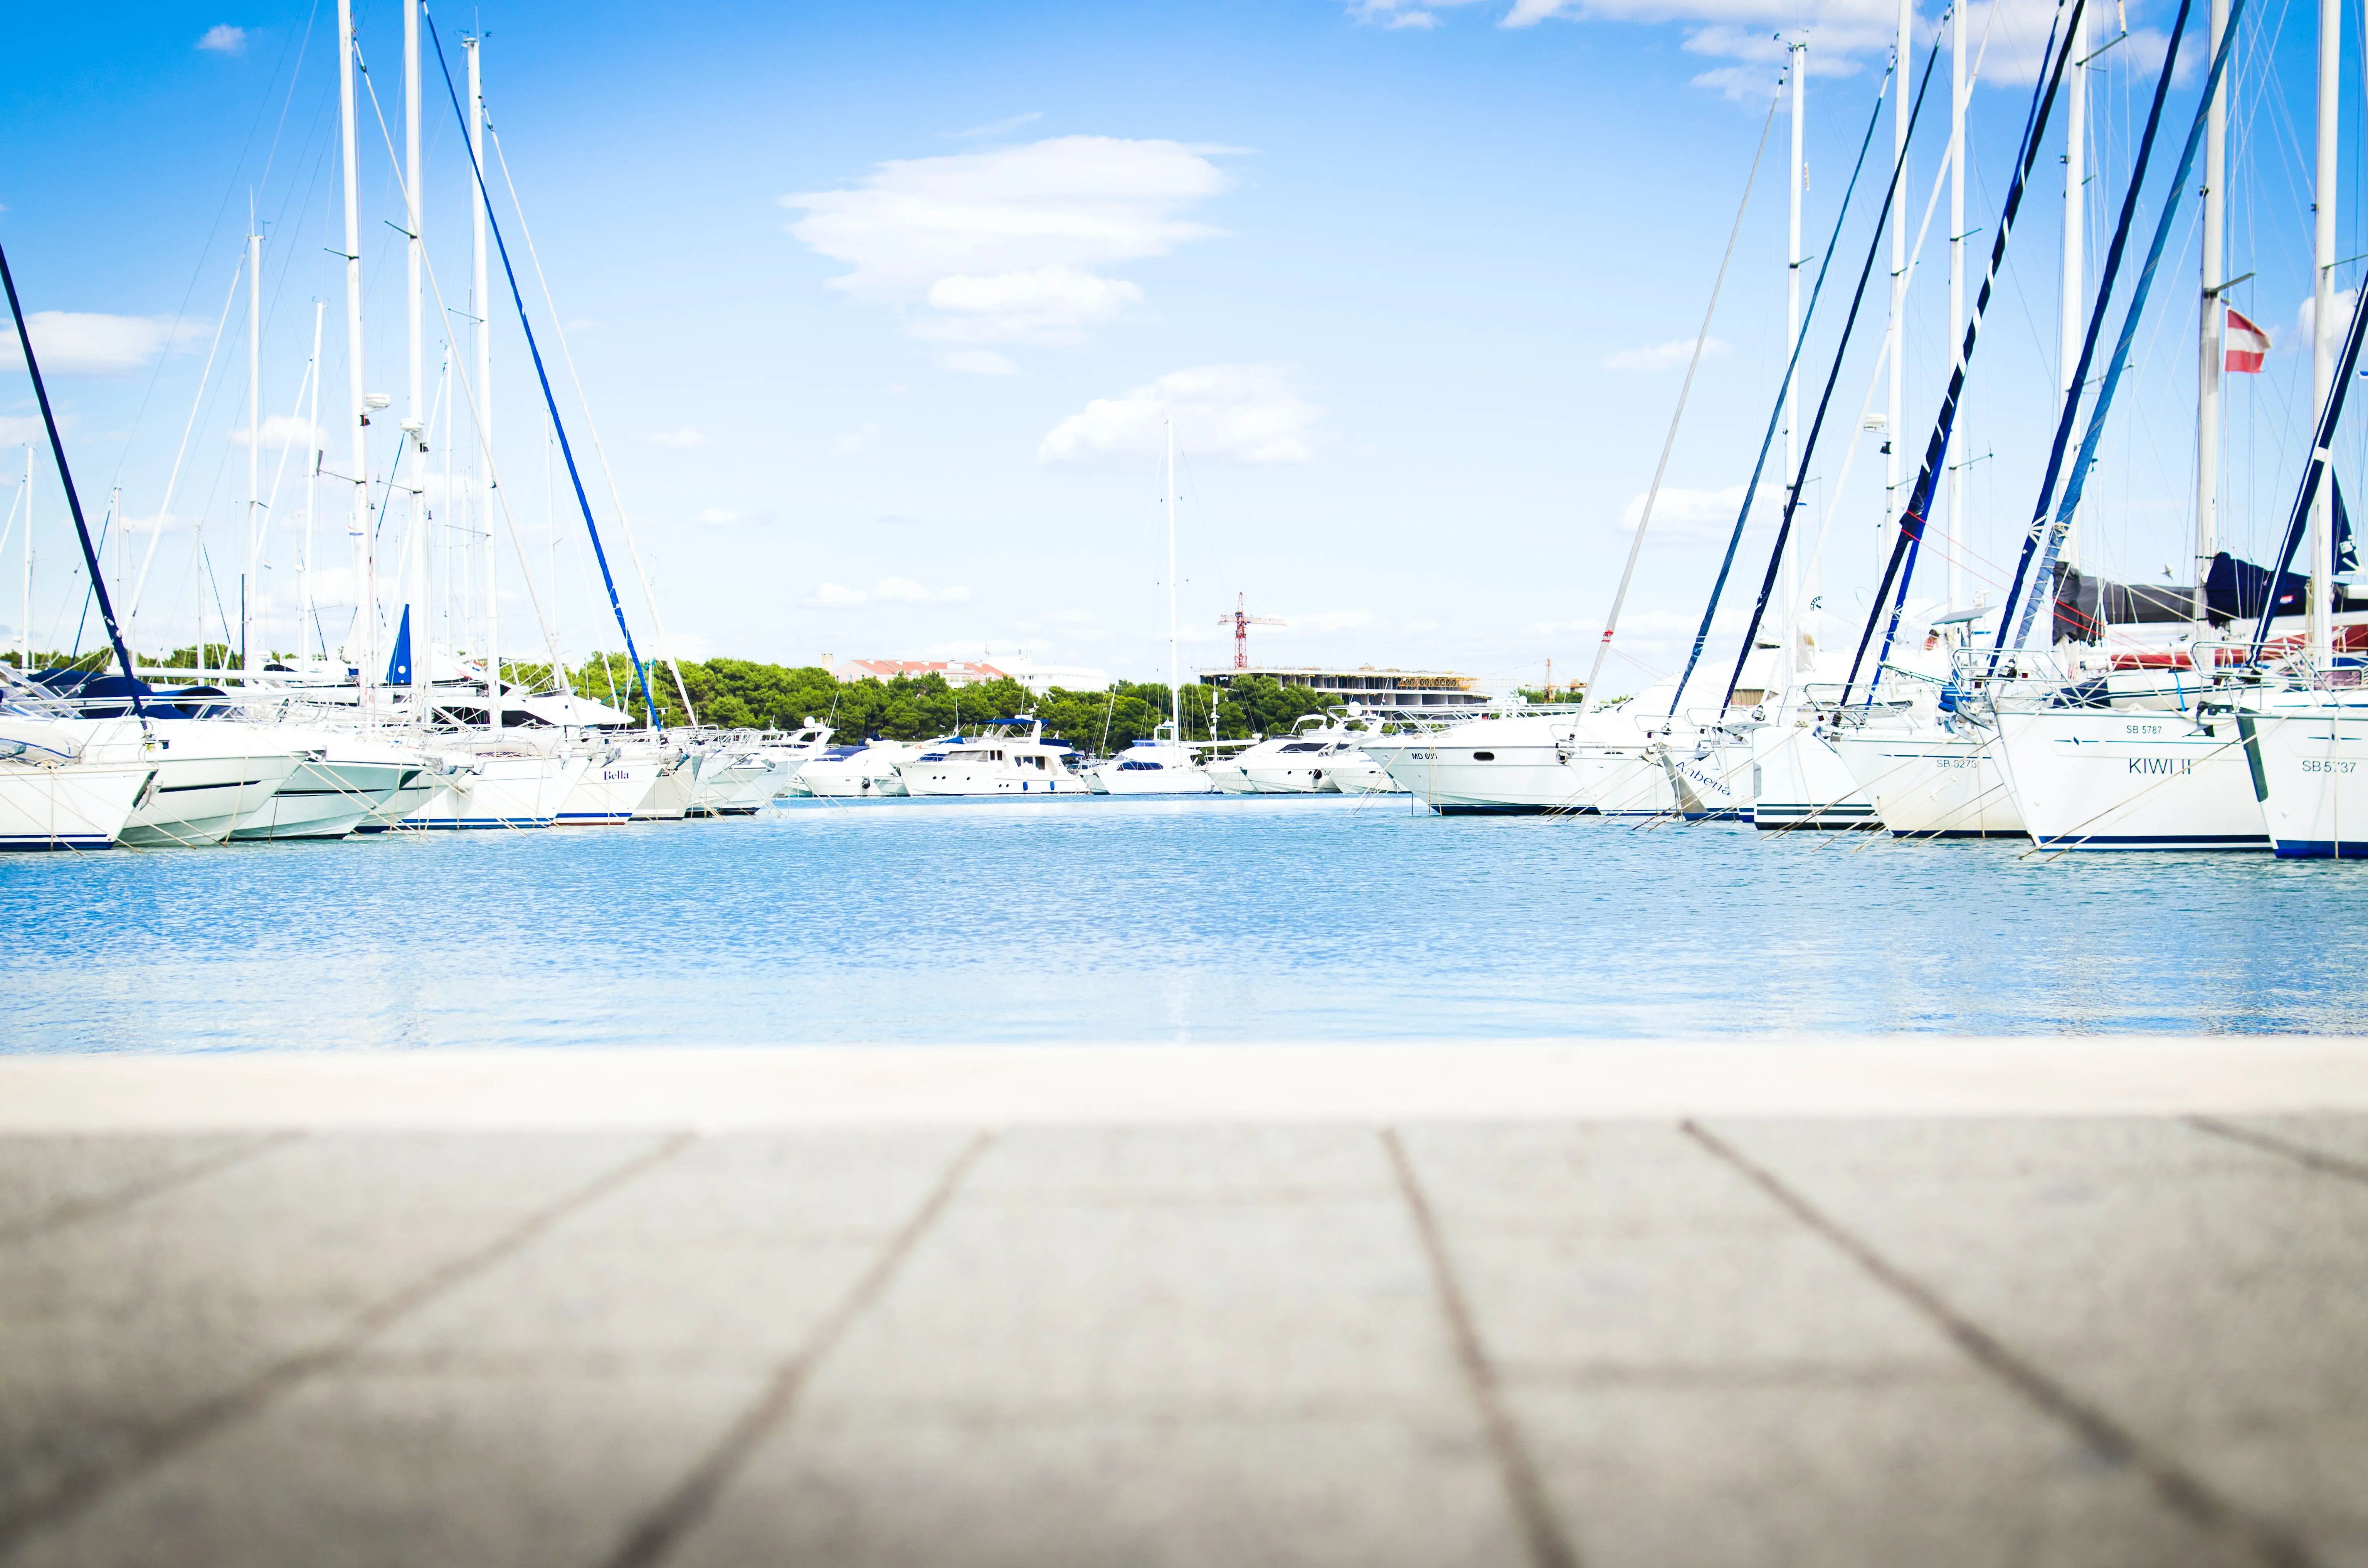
[
  {"left": 950, "top": 111, "right": 1044, "bottom": 140},
  {"left": 801, "top": 577, "right": 971, "bottom": 610},
  {"left": 1603, "top": 335, "right": 1729, "bottom": 371},
  {"left": 836, "top": 422, "right": 882, "bottom": 454},
  {"left": 0, "top": 311, "right": 196, "bottom": 375},
  {"left": 692, "top": 508, "right": 777, "bottom": 528},
  {"left": 1350, "top": 0, "right": 1489, "bottom": 25},
  {"left": 1621, "top": 484, "right": 1752, "bottom": 538},
  {"left": 0, "top": 415, "right": 44, "bottom": 445},
  {"left": 196, "top": 24, "right": 246, "bottom": 53},
  {"left": 1039, "top": 364, "right": 1320, "bottom": 465},
  {"left": 943, "top": 350, "right": 1019, "bottom": 375},
  {"left": 921, "top": 266, "right": 1141, "bottom": 342},
  {"left": 2297, "top": 289, "right": 2357, "bottom": 349},
  {"left": 226, "top": 414, "right": 321, "bottom": 450},
  {"left": 782, "top": 135, "right": 1235, "bottom": 346},
  {"left": 650, "top": 427, "right": 709, "bottom": 448}
]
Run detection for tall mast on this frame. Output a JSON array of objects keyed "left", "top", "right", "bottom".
[
  {"left": 1785, "top": 40, "right": 1805, "bottom": 681},
  {"left": 404, "top": 0, "right": 426, "bottom": 710},
  {"left": 1946, "top": 0, "right": 1967, "bottom": 610},
  {"left": 304, "top": 300, "right": 322, "bottom": 663},
  {"left": 1886, "top": 0, "right": 1909, "bottom": 564},
  {"left": 2059, "top": 0, "right": 2087, "bottom": 576},
  {"left": 1166, "top": 418, "right": 1180, "bottom": 742},
  {"left": 2195, "top": 0, "right": 2228, "bottom": 625},
  {"left": 2311, "top": 0, "right": 2339, "bottom": 664},
  {"left": 244, "top": 218, "right": 261, "bottom": 677},
  {"left": 19, "top": 445, "right": 29, "bottom": 675},
  {"left": 339, "top": 0, "right": 372, "bottom": 714},
  {"left": 470, "top": 34, "right": 497, "bottom": 733}
]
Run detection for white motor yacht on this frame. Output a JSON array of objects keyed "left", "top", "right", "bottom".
[
  {"left": 899, "top": 720, "right": 1088, "bottom": 796},
  {"left": 1088, "top": 724, "right": 1214, "bottom": 794},
  {"left": 799, "top": 737, "right": 940, "bottom": 798}
]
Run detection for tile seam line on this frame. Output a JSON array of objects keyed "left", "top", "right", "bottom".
[
  {"left": 1382, "top": 1127, "right": 1581, "bottom": 1568},
  {"left": 1680, "top": 1119, "right": 2318, "bottom": 1568},
  {"left": 2187, "top": 1115, "right": 2368, "bottom": 1185},
  {"left": 600, "top": 1129, "right": 997, "bottom": 1568},
  {"left": 0, "top": 1128, "right": 699, "bottom": 1561},
  {"left": 0, "top": 1129, "right": 303, "bottom": 1247}
]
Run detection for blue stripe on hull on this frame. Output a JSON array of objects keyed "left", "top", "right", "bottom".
[
  {"left": 2272, "top": 839, "right": 2368, "bottom": 859},
  {"left": 1889, "top": 828, "right": 2016, "bottom": 839},
  {"left": 0, "top": 835, "right": 116, "bottom": 852},
  {"left": 397, "top": 818, "right": 557, "bottom": 830},
  {"left": 2030, "top": 833, "right": 2269, "bottom": 850},
  {"left": 1434, "top": 803, "right": 1595, "bottom": 816}
]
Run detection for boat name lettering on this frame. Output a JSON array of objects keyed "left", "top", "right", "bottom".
[
  {"left": 2126, "top": 757, "right": 2192, "bottom": 776},
  {"left": 2123, "top": 723, "right": 2164, "bottom": 736},
  {"left": 2300, "top": 759, "right": 2359, "bottom": 774}
]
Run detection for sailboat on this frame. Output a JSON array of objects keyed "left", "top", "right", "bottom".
[{"left": 1088, "top": 421, "right": 1213, "bottom": 795}]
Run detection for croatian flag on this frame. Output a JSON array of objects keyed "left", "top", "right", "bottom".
[{"left": 2226, "top": 306, "right": 2271, "bottom": 373}]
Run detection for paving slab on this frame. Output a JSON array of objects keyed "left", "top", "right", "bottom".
[{"left": 0, "top": 1049, "right": 2361, "bottom": 1568}]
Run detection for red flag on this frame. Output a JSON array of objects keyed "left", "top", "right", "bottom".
[{"left": 2226, "top": 306, "right": 2270, "bottom": 373}]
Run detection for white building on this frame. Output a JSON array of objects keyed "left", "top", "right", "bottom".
[{"left": 1196, "top": 664, "right": 1490, "bottom": 716}]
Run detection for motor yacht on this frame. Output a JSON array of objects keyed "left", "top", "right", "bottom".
[
  {"left": 1088, "top": 724, "right": 1214, "bottom": 794},
  {"left": 899, "top": 719, "right": 1088, "bottom": 796}
]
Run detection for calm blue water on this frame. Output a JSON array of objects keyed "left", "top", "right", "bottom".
[{"left": 3, "top": 793, "right": 2363, "bottom": 1051}]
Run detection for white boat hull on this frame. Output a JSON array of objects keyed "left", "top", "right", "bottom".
[
  {"left": 1993, "top": 708, "right": 2267, "bottom": 851},
  {"left": 1827, "top": 726, "right": 2022, "bottom": 838},
  {"left": 2244, "top": 696, "right": 2368, "bottom": 857},
  {"left": 0, "top": 761, "right": 155, "bottom": 850},
  {"left": 405, "top": 755, "right": 589, "bottom": 830},
  {"left": 229, "top": 756, "right": 415, "bottom": 841},
  {"left": 557, "top": 754, "right": 662, "bottom": 825},
  {"left": 1747, "top": 723, "right": 1879, "bottom": 831}
]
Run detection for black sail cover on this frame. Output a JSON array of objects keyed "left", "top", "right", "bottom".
[{"left": 2051, "top": 477, "right": 2359, "bottom": 638}]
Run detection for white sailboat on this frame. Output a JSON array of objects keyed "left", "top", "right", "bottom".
[{"left": 1089, "top": 421, "right": 1213, "bottom": 796}]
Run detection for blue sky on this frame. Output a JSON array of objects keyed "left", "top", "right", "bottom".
[{"left": 0, "top": 0, "right": 2358, "bottom": 694}]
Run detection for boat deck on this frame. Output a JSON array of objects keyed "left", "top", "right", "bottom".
[{"left": 0, "top": 1040, "right": 2362, "bottom": 1567}]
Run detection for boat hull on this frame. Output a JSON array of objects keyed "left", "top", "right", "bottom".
[
  {"left": 1827, "top": 727, "right": 2023, "bottom": 838},
  {"left": 1993, "top": 709, "right": 2267, "bottom": 850},
  {"left": 1747, "top": 723, "right": 1879, "bottom": 830},
  {"left": 230, "top": 757, "right": 416, "bottom": 841},
  {"left": 0, "top": 761, "right": 154, "bottom": 850},
  {"left": 404, "top": 755, "right": 589, "bottom": 830},
  {"left": 2245, "top": 698, "right": 2368, "bottom": 857}
]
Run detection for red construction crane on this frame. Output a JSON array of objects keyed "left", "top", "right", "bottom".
[{"left": 1218, "top": 593, "right": 1285, "bottom": 670}]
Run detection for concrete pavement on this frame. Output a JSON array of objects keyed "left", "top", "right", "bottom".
[{"left": 0, "top": 1044, "right": 2363, "bottom": 1566}]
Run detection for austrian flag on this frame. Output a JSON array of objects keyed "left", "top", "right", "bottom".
[{"left": 2226, "top": 306, "right": 2271, "bottom": 373}]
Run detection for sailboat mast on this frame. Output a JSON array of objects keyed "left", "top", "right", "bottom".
[
  {"left": 245, "top": 219, "right": 261, "bottom": 678},
  {"left": 1946, "top": 0, "right": 1967, "bottom": 611},
  {"left": 2311, "top": 0, "right": 2339, "bottom": 665},
  {"left": 1784, "top": 40, "right": 1805, "bottom": 684},
  {"left": 2059, "top": 0, "right": 2087, "bottom": 576},
  {"left": 19, "top": 445, "right": 29, "bottom": 675},
  {"left": 2195, "top": 0, "right": 2227, "bottom": 625},
  {"left": 339, "top": 0, "right": 372, "bottom": 716},
  {"left": 1886, "top": 0, "right": 1909, "bottom": 566},
  {"left": 1166, "top": 419, "right": 1180, "bottom": 741},
  {"left": 404, "top": 0, "right": 426, "bottom": 710},
  {"left": 304, "top": 300, "right": 321, "bottom": 660},
  {"left": 470, "top": 34, "right": 497, "bottom": 734}
]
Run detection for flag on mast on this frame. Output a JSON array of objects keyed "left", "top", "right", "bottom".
[{"left": 2225, "top": 306, "right": 2271, "bottom": 373}]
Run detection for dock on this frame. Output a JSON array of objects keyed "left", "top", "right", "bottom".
[{"left": 1, "top": 1039, "right": 2363, "bottom": 1566}]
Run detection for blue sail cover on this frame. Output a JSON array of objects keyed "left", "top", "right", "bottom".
[{"left": 385, "top": 606, "right": 413, "bottom": 686}]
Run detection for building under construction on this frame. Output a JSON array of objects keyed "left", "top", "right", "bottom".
[{"left": 1194, "top": 665, "right": 1491, "bottom": 717}]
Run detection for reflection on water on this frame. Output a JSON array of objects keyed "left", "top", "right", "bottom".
[{"left": 4, "top": 793, "right": 2361, "bottom": 1052}]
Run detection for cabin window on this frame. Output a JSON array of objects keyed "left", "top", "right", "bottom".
[{"left": 1472, "top": 751, "right": 1495, "bottom": 761}]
